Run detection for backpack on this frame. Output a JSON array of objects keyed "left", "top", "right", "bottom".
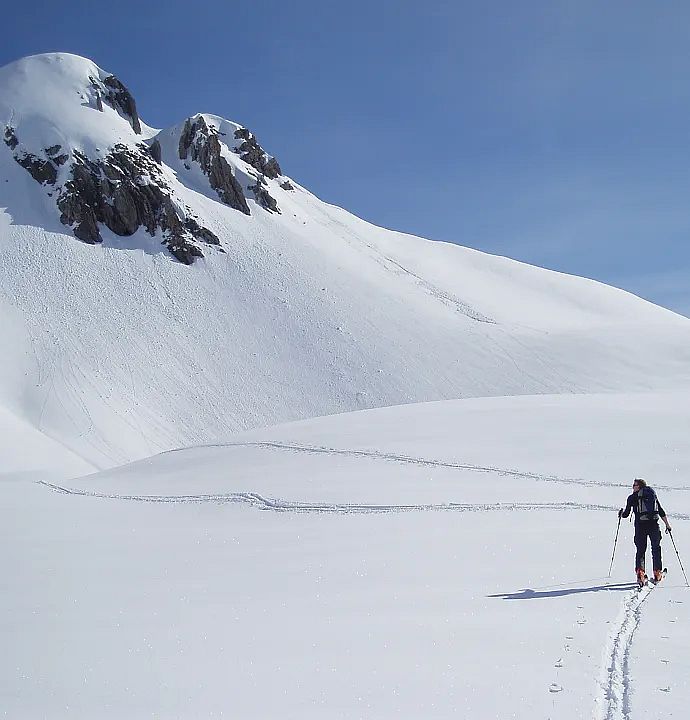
[{"left": 637, "top": 486, "right": 659, "bottom": 521}]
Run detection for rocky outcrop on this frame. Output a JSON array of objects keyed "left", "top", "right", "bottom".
[
  {"left": 4, "top": 126, "right": 60, "bottom": 185},
  {"left": 4, "top": 125, "right": 18, "bottom": 149},
  {"left": 45, "top": 144, "right": 69, "bottom": 166},
  {"left": 233, "top": 127, "right": 282, "bottom": 179},
  {"left": 179, "top": 117, "right": 250, "bottom": 214},
  {"left": 148, "top": 138, "right": 162, "bottom": 164},
  {"left": 280, "top": 180, "right": 294, "bottom": 191},
  {"left": 88, "top": 74, "right": 141, "bottom": 135},
  {"left": 249, "top": 175, "right": 280, "bottom": 213},
  {"left": 56, "top": 144, "right": 219, "bottom": 264}
]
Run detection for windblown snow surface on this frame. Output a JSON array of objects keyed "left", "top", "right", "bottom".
[
  {"left": 2, "top": 53, "right": 690, "bottom": 719},
  {"left": 3, "top": 393, "right": 690, "bottom": 718}
]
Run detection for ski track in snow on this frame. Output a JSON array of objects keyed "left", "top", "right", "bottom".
[
  {"left": 175, "top": 440, "right": 690, "bottom": 494},
  {"left": 596, "top": 583, "right": 663, "bottom": 720},
  {"left": 37, "top": 480, "right": 614, "bottom": 514},
  {"left": 37, "top": 442, "right": 690, "bottom": 518}
]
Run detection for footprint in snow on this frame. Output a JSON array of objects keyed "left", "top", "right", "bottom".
[
  {"left": 549, "top": 684, "right": 563, "bottom": 693},
  {"left": 661, "top": 659, "right": 670, "bottom": 664},
  {"left": 565, "top": 635, "right": 574, "bottom": 640},
  {"left": 577, "top": 619, "right": 587, "bottom": 625}
]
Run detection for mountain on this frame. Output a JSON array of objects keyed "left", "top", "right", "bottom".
[{"left": 2, "top": 52, "right": 690, "bottom": 469}]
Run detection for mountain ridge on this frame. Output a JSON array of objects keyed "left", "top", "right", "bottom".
[{"left": 1, "top": 52, "right": 690, "bottom": 470}]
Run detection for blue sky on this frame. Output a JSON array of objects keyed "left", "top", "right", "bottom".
[{"left": 2, "top": 0, "right": 689, "bottom": 315}]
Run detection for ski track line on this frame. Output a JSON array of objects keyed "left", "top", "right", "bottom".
[
  {"left": 596, "top": 583, "right": 661, "bottom": 720},
  {"left": 175, "top": 440, "right": 690, "bottom": 494},
  {"left": 38, "top": 480, "right": 619, "bottom": 514}
]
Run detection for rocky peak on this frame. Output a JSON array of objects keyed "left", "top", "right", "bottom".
[{"left": 179, "top": 116, "right": 250, "bottom": 215}]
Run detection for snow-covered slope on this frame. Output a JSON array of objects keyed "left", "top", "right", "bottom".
[
  {"left": 2, "top": 52, "right": 690, "bottom": 469},
  {"left": 5, "top": 393, "right": 689, "bottom": 718}
]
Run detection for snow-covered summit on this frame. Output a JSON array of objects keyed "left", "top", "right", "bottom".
[
  {"left": 1, "top": 52, "right": 690, "bottom": 469},
  {"left": 0, "top": 53, "right": 149, "bottom": 156}
]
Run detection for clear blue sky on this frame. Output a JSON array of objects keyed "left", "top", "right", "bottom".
[{"left": 2, "top": 0, "right": 689, "bottom": 316}]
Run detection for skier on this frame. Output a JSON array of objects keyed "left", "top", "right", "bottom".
[{"left": 619, "top": 478, "right": 672, "bottom": 585}]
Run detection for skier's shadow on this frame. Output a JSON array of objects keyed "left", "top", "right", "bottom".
[{"left": 488, "top": 582, "right": 636, "bottom": 600}]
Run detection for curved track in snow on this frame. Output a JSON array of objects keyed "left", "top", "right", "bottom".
[
  {"left": 178, "top": 440, "right": 690, "bottom": 494},
  {"left": 39, "top": 481, "right": 614, "bottom": 514}
]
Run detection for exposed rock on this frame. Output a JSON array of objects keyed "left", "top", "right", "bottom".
[
  {"left": 3, "top": 126, "right": 19, "bottom": 150},
  {"left": 56, "top": 144, "right": 219, "bottom": 263},
  {"left": 179, "top": 116, "right": 250, "bottom": 215},
  {"left": 280, "top": 180, "right": 295, "bottom": 191},
  {"left": 184, "top": 217, "right": 220, "bottom": 246},
  {"left": 149, "top": 138, "right": 162, "bottom": 164},
  {"left": 88, "top": 74, "right": 141, "bottom": 134},
  {"left": 103, "top": 75, "right": 142, "bottom": 134},
  {"left": 233, "top": 127, "right": 282, "bottom": 179},
  {"left": 45, "top": 144, "right": 69, "bottom": 166},
  {"left": 179, "top": 118, "right": 196, "bottom": 160},
  {"left": 4, "top": 125, "right": 61, "bottom": 185},
  {"left": 249, "top": 176, "right": 280, "bottom": 213}
]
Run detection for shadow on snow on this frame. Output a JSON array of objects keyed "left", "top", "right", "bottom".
[{"left": 488, "top": 581, "right": 637, "bottom": 600}]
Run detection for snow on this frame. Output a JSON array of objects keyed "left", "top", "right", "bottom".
[
  {"left": 2, "top": 52, "right": 690, "bottom": 719},
  {"left": 2, "top": 53, "right": 690, "bottom": 469},
  {"left": 3, "top": 393, "right": 689, "bottom": 718}
]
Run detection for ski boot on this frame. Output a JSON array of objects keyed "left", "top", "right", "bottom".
[
  {"left": 652, "top": 569, "right": 665, "bottom": 584},
  {"left": 636, "top": 567, "right": 648, "bottom": 587}
]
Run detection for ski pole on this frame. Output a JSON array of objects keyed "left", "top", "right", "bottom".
[
  {"left": 668, "top": 530, "right": 690, "bottom": 587},
  {"left": 608, "top": 514, "right": 622, "bottom": 578}
]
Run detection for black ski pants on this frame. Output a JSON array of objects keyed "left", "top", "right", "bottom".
[{"left": 634, "top": 519, "right": 662, "bottom": 572}]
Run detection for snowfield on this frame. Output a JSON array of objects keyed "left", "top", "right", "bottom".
[{"left": 3, "top": 393, "right": 689, "bottom": 719}]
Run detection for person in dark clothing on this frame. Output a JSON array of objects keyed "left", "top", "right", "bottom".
[{"left": 619, "top": 478, "right": 672, "bottom": 584}]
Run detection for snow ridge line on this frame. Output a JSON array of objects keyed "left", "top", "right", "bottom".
[
  {"left": 172, "top": 441, "right": 690, "bottom": 493},
  {"left": 596, "top": 585, "right": 654, "bottom": 720},
  {"left": 38, "top": 481, "right": 615, "bottom": 513}
]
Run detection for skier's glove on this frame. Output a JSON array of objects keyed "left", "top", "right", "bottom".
[
  {"left": 666, "top": 525, "right": 672, "bottom": 534},
  {"left": 618, "top": 508, "right": 624, "bottom": 518}
]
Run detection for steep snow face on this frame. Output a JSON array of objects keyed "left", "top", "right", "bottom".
[{"left": 1, "top": 53, "right": 690, "bottom": 469}]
